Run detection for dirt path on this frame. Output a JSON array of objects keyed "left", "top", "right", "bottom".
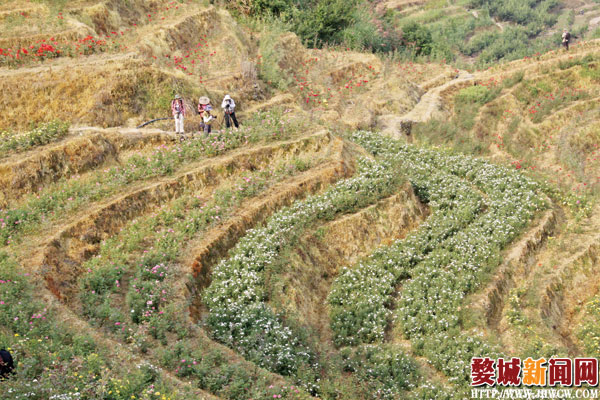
[
  {"left": 0, "top": 52, "right": 138, "bottom": 77},
  {"left": 378, "top": 69, "right": 474, "bottom": 138}
]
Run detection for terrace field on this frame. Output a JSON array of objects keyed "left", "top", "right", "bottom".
[{"left": 1, "top": 1, "right": 600, "bottom": 399}]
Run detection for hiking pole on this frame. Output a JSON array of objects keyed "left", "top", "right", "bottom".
[{"left": 136, "top": 117, "right": 173, "bottom": 129}]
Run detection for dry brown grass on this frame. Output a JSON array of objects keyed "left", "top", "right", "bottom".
[
  {"left": 0, "top": 58, "right": 201, "bottom": 130},
  {"left": 0, "top": 0, "right": 449, "bottom": 136}
]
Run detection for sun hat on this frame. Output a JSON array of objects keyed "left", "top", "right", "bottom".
[
  {"left": 224, "top": 94, "right": 231, "bottom": 100},
  {"left": 199, "top": 96, "right": 210, "bottom": 105},
  {"left": 175, "top": 94, "right": 181, "bottom": 99}
]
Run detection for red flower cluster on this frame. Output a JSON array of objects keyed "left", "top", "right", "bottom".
[{"left": 0, "top": 0, "right": 193, "bottom": 66}]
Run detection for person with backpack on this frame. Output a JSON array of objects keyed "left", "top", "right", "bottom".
[
  {"left": 171, "top": 94, "right": 186, "bottom": 136},
  {"left": 198, "top": 96, "right": 214, "bottom": 135},
  {"left": 221, "top": 94, "right": 239, "bottom": 129},
  {"left": 0, "top": 349, "right": 14, "bottom": 380},
  {"left": 562, "top": 29, "right": 571, "bottom": 51}
]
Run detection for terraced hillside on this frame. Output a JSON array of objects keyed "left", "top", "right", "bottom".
[
  {"left": 380, "top": 0, "right": 600, "bottom": 66},
  {"left": 411, "top": 34, "right": 600, "bottom": 371},
  {"left": 1, "top": 1, "right": 600, "bottom": 400}
]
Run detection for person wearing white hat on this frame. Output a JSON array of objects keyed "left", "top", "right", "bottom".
[
  {"left": 221, "top": 94, "right": 239, "bottom": 129},
  {"left": 171, "top": 94, "right": 186, "bottom": 135}
]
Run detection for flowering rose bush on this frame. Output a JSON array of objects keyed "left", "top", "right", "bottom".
[
  {"left": 340, "top": 344, "right": 419, "bottom": 398},
  {"left": 329, "top": 131, "right": 546, "bottom": 386},
  {"left": 75, "top": 156, "right": 319, "bottom": 397}
]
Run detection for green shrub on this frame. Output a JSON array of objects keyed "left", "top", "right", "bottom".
[
  {"left": 329, "top": 131, "right": 545, "bottom": 384},
  {"left": 502, "top": 71, "right": 525, "bottom": 88},
  {"left": 453, "top": 85, "right": 501, "bottom": 130},
  {"left": 558, "top": 54, "right": 595, "bottom": 70},
  {"left": 341, "top": 345, "right": 419, "bottom": 398},
  {"left": 233, "top": 0, "right": 405, "bottom": 53},
  {"left": 204, "top": 155, "right": 404, "bottom": 392},
  {"left": 414, "top": 119, "right": 486, "bottom": 154},
  {"left": 477, "top": 26, "right": 532, "bottom": 64},
  {"left": 339, "top": 6, "right": 401, "bottom": 52},
  {"left": 455, "top": 85, "right": 500, "bottom": 106},
  {"left": 291, "top": 0, "right": 358, "bottom": 48},
  {"left": 463, "top": 31, "right": 500, "bottom": 56},
  {"left": 469, "top": 0, "right": 558, "bottom": 26},
  {"left": 0, "top": 252, "right": 180, "bottom": 398},
  {"left": 580, "top": 64, "right": 600, "bottom": 82},
  {"left": 250, "top": 0, "right": 294, "bottom": 16},
  {"left": 577, "top": 296, "right": 600, "bottom": 358},
  {"left": 400, "top": 22, "right": 433, "bottom": 56},
  {"left": 257, "top": 23, "right": 293, "bottom": 90}
]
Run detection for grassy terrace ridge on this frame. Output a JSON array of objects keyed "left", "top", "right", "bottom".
[
  {"left": 345, "top": 132, "right": 545, "bottom": 386},
  {"left": 73, "top": 155, "right": 325, "bottom": 399},
  {"left": 79, "top": 157, "right": 317, "bottom": 327},
  {"left": 0, "top": 120, "right": 70, "bottom": 156},
  {"left": 203, "top": 152, "right": 407, "bottom": 395},
  {"left": 0, "top": 109, "right": 310, "bottom": 246}
]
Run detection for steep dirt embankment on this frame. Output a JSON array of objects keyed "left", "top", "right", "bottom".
[
  {"left": 0, "top": 128, "right": 172, "bottom": 206},
  {"left": 466, "top": 204, "right": 559, "bottom": 329},
  {"left": 540, "top": 234, "right": 600, "bottom": 350},
  {"left": 274, "top": 184, "right": 429, "bottom": 342},
  {"left": 35, "top": 132, "right": 337, "bottom": 302}
]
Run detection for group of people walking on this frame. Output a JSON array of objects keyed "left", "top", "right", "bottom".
[{"left": 170, "top": 94, "right": 239, "bottom": 137}]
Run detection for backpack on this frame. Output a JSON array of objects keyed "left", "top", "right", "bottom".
[
  {"left": 203, "top": 113, "right": 214, "bottom": 125},
  {"left": 0, "top": 349, "right": 14, "bottom": 379}
]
